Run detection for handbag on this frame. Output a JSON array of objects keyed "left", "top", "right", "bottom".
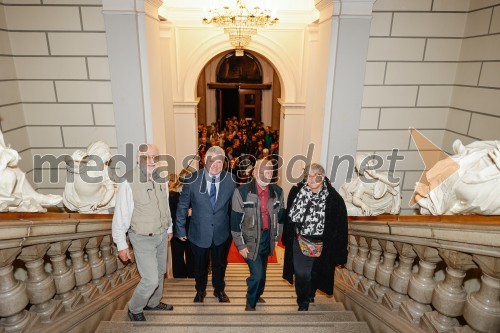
[{"left": 296, "top": 233, "right": 323, "bottom": 257}]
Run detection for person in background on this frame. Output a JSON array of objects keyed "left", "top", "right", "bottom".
[
  {"left": 282, "top": 163, "right": 348, "bottom": 311},
  {"left": 168, "top": 170, "right": 194, "bottom": 278}
]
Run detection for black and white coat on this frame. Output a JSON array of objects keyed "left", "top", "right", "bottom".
[{"left": 282, "top": 179, "right": 348, "bottom": 295}]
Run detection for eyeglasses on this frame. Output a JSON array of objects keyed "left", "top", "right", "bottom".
[
  {"left": 307, "top": 173, "right": 324, "bottom": 182},
  {"left": 139, "top": 154, "right": 159, "bottom": 163}
]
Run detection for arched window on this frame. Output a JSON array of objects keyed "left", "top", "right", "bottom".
[{"left": 216, "top": 52, "right": 263, "bottom": 84}]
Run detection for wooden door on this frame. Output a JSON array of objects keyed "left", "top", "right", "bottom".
[{"left": 238, "top": 89, "right": 261, "bottom": 122}]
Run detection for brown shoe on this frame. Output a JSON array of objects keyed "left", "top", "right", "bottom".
[
  {"left": 257, "top": 297, "right": 266, "bottom": 303},
  {"left": 245, "top": 304, "right": 256, "bottom": 311}
]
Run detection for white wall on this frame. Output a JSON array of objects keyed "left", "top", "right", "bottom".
[
  {"left": 0, "top": 0, "right": 115, "bottom": 195},
  {"left": 359, "top": 0, "right": 500, "bottom": 214}
]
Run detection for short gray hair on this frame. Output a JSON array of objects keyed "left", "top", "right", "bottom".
[
  {"left": 304, "top": 163, "right": 325, "bottom": 177},
  {"left": 204, "top": 146, "right": 225, "bottom": 162}
]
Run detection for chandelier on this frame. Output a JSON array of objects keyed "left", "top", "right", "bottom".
[{"left": 203, "top": 0, "right": 279, "bottom": 56}]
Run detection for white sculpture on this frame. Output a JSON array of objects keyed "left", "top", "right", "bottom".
[
  {"left": 340, "top": 154, "right": 401, "bottom": 216},
  {"left": 0, "top": 129, "right": 62, "bottom": 212},
  {"left": 415, "top": 139, "right": 500, "bottom": 215},
  {"left": 63, "top": 141, "right": 117, "bottom": 214}
]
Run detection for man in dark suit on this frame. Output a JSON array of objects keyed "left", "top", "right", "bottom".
[{"left": 176, "top": 146, "right": 236, "bottom": 303}]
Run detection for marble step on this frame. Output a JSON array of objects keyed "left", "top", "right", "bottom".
[
  {"left": 164, "top": 286, "right": 295, "bottom": 292},
  {"left": 135, "top": 303, "right": 345, "bottom": 312},
  {"left": 111, "top": 310, "right": 357, "bottom": 323},
  {"left": 165, "top": 279, "right": 291, "bottom": 286},
  {"left": 160, "top": 294, "right": 336, "bottom": 304},
  {"left": 169, "top": 276, "right": 285, "bottom": 281},
  {"left": 165, "top": 290, "right": 297, "bottom": 297},
  {"left": 96, "top": 321, "right": 371, "bottom": 333}
]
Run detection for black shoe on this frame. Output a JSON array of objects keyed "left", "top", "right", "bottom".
[
  {"left": 257, "top": 297, "right": 266, "bottom": 303},
  {"left": 245, "top": 304, "right": 256, "bottom": 311},
  {"left": 128, "top": 309, "right": 146, "bottom": 321},
  {"left": 144, "top": 302, "right": 174, "bottom": 311},
  {"left": 213, "top": 290, "right": 230, "bottom": 303},
  {"left": 298, "top": 305, "right": 309, "bottom": 311},
  {"left": 193, "top": 291, "right": 206, "bottom": 303}
]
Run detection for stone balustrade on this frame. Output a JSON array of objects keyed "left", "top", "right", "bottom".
[
  {"left": 334, "top": 215, "right": 500, "bottom": 333},
  {"left": 0, "top": 213, "right": 139, "bottom": 333}
]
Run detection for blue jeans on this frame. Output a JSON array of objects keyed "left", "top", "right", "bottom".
[{"left": 245, "top": 230, "right": 270, "bottom": 308}]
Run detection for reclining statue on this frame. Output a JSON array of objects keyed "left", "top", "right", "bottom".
[
  {"left": 0, "top": 129, "right": 62, "bottom": 212},
  {"left": 340, "top": 154, "right": 401, "bottom": 216},
  {"left": 63, "top": 141, "right": 117, "bottom": 214},
  {"left": 415, "top": 139, "right": 500, "bottom": 215}
]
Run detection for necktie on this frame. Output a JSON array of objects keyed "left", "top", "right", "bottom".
[{"left": 210, "top": 177, "right": 217, "bottom": 209}]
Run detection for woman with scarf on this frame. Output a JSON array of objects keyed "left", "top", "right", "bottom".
[{"left": 282, "top": 163, "right": 348, "bottom": 311}]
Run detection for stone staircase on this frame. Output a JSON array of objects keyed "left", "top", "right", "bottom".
[{"left": 96, "top": 263, "right": 371, "bottom": 333}]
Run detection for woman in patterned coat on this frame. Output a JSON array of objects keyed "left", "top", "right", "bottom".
[{"left": 282, "top": 163, "right": 348, "bottom": 311}]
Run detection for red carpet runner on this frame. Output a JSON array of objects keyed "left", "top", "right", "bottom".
[{"left": 227, "top": 240, "right": 278, "bottom": 263}]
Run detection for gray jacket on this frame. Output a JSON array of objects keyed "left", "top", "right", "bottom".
[{"left": 230, "top": 180, "right": 285, "bottom": 261}]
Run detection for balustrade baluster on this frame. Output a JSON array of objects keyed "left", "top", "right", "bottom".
[
  {"left": 400, "top": 245, "right": 441, "bottom": 324},
  {"left": 360, "top": 238, "right": 381, "bottom": 295},
  {"left": 20, "top": 245, "right": 63, "bottom": 323},
  {"left": 351, "top": 237, "right": 369, "bottom": 288},
  {"left": 0, "top": 248, "right": 36, "bottom": 332},
  {"left": 341, "top": 236, "right": 359, "bottom": 284},
  {"left": 463, "top": 255, "right": 500, "bottom": 333},
  {"left": 100, "top": 236, "right": 119, "bottom": 287},
  {"left": 68, "top": 239, "right": 97, "bottom": 302},
  {"left": 48, "top": 241, "right": 82, "bottom": 312},
  {"left": 86, "top": 237, "right": 110, "bottom": 294},
  {"left": 370, "top": 240, "right": 397, "bottom": 303},
  {"left": 421, "top": 249, "right": 476, "bottom": 332},
  {"left": 383, "top": 242, "right": 416, "bottom": 311}
]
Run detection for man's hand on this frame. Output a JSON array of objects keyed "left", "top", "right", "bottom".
[
  {"left": 178, "top": 236, "right": 187, "bottom": 241},
  {"left": 239, "top": 247, "right": 249, "bottom": 259},
  {"left": 118, "top": 248, "right": 131, "bottom": 262},
  {"left": 168, "top": 233, "right": 173, "bottom": 241}
]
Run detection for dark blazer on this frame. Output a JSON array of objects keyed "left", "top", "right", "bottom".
[
  {"left": 176, "top": 169, "right": 236, "bottom": 248},
  {"left": 282, "top": 178, "right": 348, "bottom": 295}
]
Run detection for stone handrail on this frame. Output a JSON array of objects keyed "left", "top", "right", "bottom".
[
  {"left": 335, "top": 215, "right": 500, "bottom": 333},
  {"left": 0, "top": 213, "right": 139, "bottom": 333}
]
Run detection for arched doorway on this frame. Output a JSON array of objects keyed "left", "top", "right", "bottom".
[
  {"left": 211, "top": 52, "right": 268, "bottom": 126},
  {"left": 196, "top": 50, "right": 281, "bottom": 131},
  {"left": 194, "top": 50, "right": 282, "bottom": 177}
]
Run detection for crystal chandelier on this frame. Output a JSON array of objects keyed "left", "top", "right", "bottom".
[{"left": 203, "top": 0, "right": 279, "bottom": 56}]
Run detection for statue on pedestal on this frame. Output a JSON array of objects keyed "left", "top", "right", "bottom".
[
  {"left": 340, "top": 154, "right": 401, "bottom": 216},
  {"left": 0, "top": 129, "right": 62, "bottom": 212},
  {"left": 63, "top": 141, "right": 117, "bottom": 214},
  {"left": 415, "top": 140, "right": 500, "bottom": 215}
]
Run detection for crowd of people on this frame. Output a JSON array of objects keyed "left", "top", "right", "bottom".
[
  {"left": 112, "top": 122, "right": 348, "bottom": 322},
  {"left": 197, "top": 117, "right": 280, "bottom": 181}
]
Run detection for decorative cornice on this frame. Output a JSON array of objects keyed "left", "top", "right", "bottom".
[
  {"left": 102, "top": 0, "right": 163, "bottom": 17},
  {"left": 315, "top": 0, "right": 375, "bottom": 21}
]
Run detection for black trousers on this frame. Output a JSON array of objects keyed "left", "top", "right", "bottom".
[
  {"left": 293, "top": 236, "right": 319, "bottom": 308},
  {"left": 171, "top": 237, "right": 195, "bottom": 278},
  {"left": 191, "top": 239, "right": 229, "bottom": 292}
]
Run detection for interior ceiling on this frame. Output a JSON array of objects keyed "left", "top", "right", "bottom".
[{"left": 160, "top": 0, "right": 319, "bottom": 25}]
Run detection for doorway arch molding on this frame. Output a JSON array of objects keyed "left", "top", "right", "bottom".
[{"left": 182, "top": 34, "right": 298, "bottom": 103}]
